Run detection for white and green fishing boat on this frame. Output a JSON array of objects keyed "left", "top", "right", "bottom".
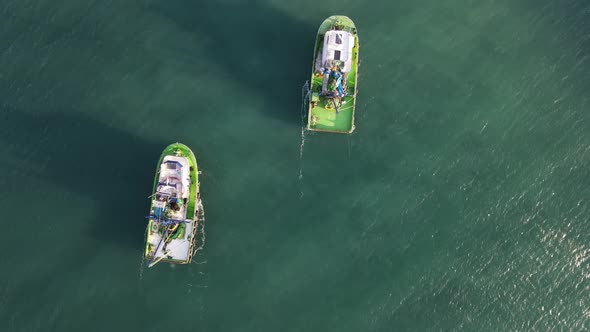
[
  {"left": 144, "top": 143, "right": 203, "bottom": 268},
  {"left": 307, "top": 15, "right": 360, "bottom": 134}
]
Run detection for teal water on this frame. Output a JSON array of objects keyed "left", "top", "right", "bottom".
[{"left": 1, "top": 0, "right": 589, "bottom": 331}]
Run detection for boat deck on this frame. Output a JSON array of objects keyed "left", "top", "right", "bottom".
[
  {"left": 147, "top": 220, "right": 195, "bottom": 264},
  {"left": 309, "top": 81, "right": 357, "bottom": 132}
]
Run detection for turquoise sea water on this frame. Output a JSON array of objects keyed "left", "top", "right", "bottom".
[{"left": 1, "top": 0, "right": 589, "bottom": 331}]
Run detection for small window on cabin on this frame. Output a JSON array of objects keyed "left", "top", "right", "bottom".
[
  {"left": 335, "top": 34, "right": 343, "bottom": 44},
  {"left": 334, "top": 50, "right": 341, "bottom": 60},
  {"left": 166, "top": 162, "right": 176, "bottom": 169}
]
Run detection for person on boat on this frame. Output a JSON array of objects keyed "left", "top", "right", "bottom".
[
  {"left": 320, "top": 59, "right": 335, "bottom": 94},
  {"left": 330, "top": 66, "right": 346, "bottom": 97}
]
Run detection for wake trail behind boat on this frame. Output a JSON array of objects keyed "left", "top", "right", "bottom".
[
  {"left": 347, "top": 135, "right": 352, "bottom": 158},
  {"left": 192, "top": 199, "right": 206, "bottom": 257},
  {"left": 138, "top": 224, "right": 149, "bottom": 280},
  {"left": 299, "top": 81, "right": 310, "bottom": 182}
]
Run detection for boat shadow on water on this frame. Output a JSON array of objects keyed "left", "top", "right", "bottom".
[
  {"left": 148, "top": 0, "right": 318, "bottom": 125},
  {"left": 0, "top": 107, "right": 161, "bottom": 250}
]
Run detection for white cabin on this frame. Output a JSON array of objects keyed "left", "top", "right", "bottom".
[
  {"left": 321, "top": 30, "right": 355, "bottom": 72},
  {"left": 157, "top": 156, "right": 191, "bottom": 202}
]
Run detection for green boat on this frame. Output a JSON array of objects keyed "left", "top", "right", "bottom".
[
  {"left": 144, "top": 143, "right": 203, "bottom": 268},
  {"left": 307, "top": 15, "right": 360, "bottom": 134}
]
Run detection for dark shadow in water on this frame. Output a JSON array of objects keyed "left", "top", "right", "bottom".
[
  {"left": 0, "top": 107, "right": 162, "bottom": 250},
  {"left": 515, "top": 0, "right": 590, "bottom": 71},
  {"left": 148, "top": 0, "right": 318, "bottom": 125}
]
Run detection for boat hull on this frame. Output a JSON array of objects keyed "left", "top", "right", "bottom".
[
  {"left": 144, "top": 142, "right": 201, "bottom": 266},
  {"left": 307, "top": 15, "right": 360, "bottom": 134}
]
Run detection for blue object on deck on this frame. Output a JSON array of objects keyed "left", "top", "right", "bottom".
[{"left": 331, "top": 70, "right": 345, "bottom": 96}]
